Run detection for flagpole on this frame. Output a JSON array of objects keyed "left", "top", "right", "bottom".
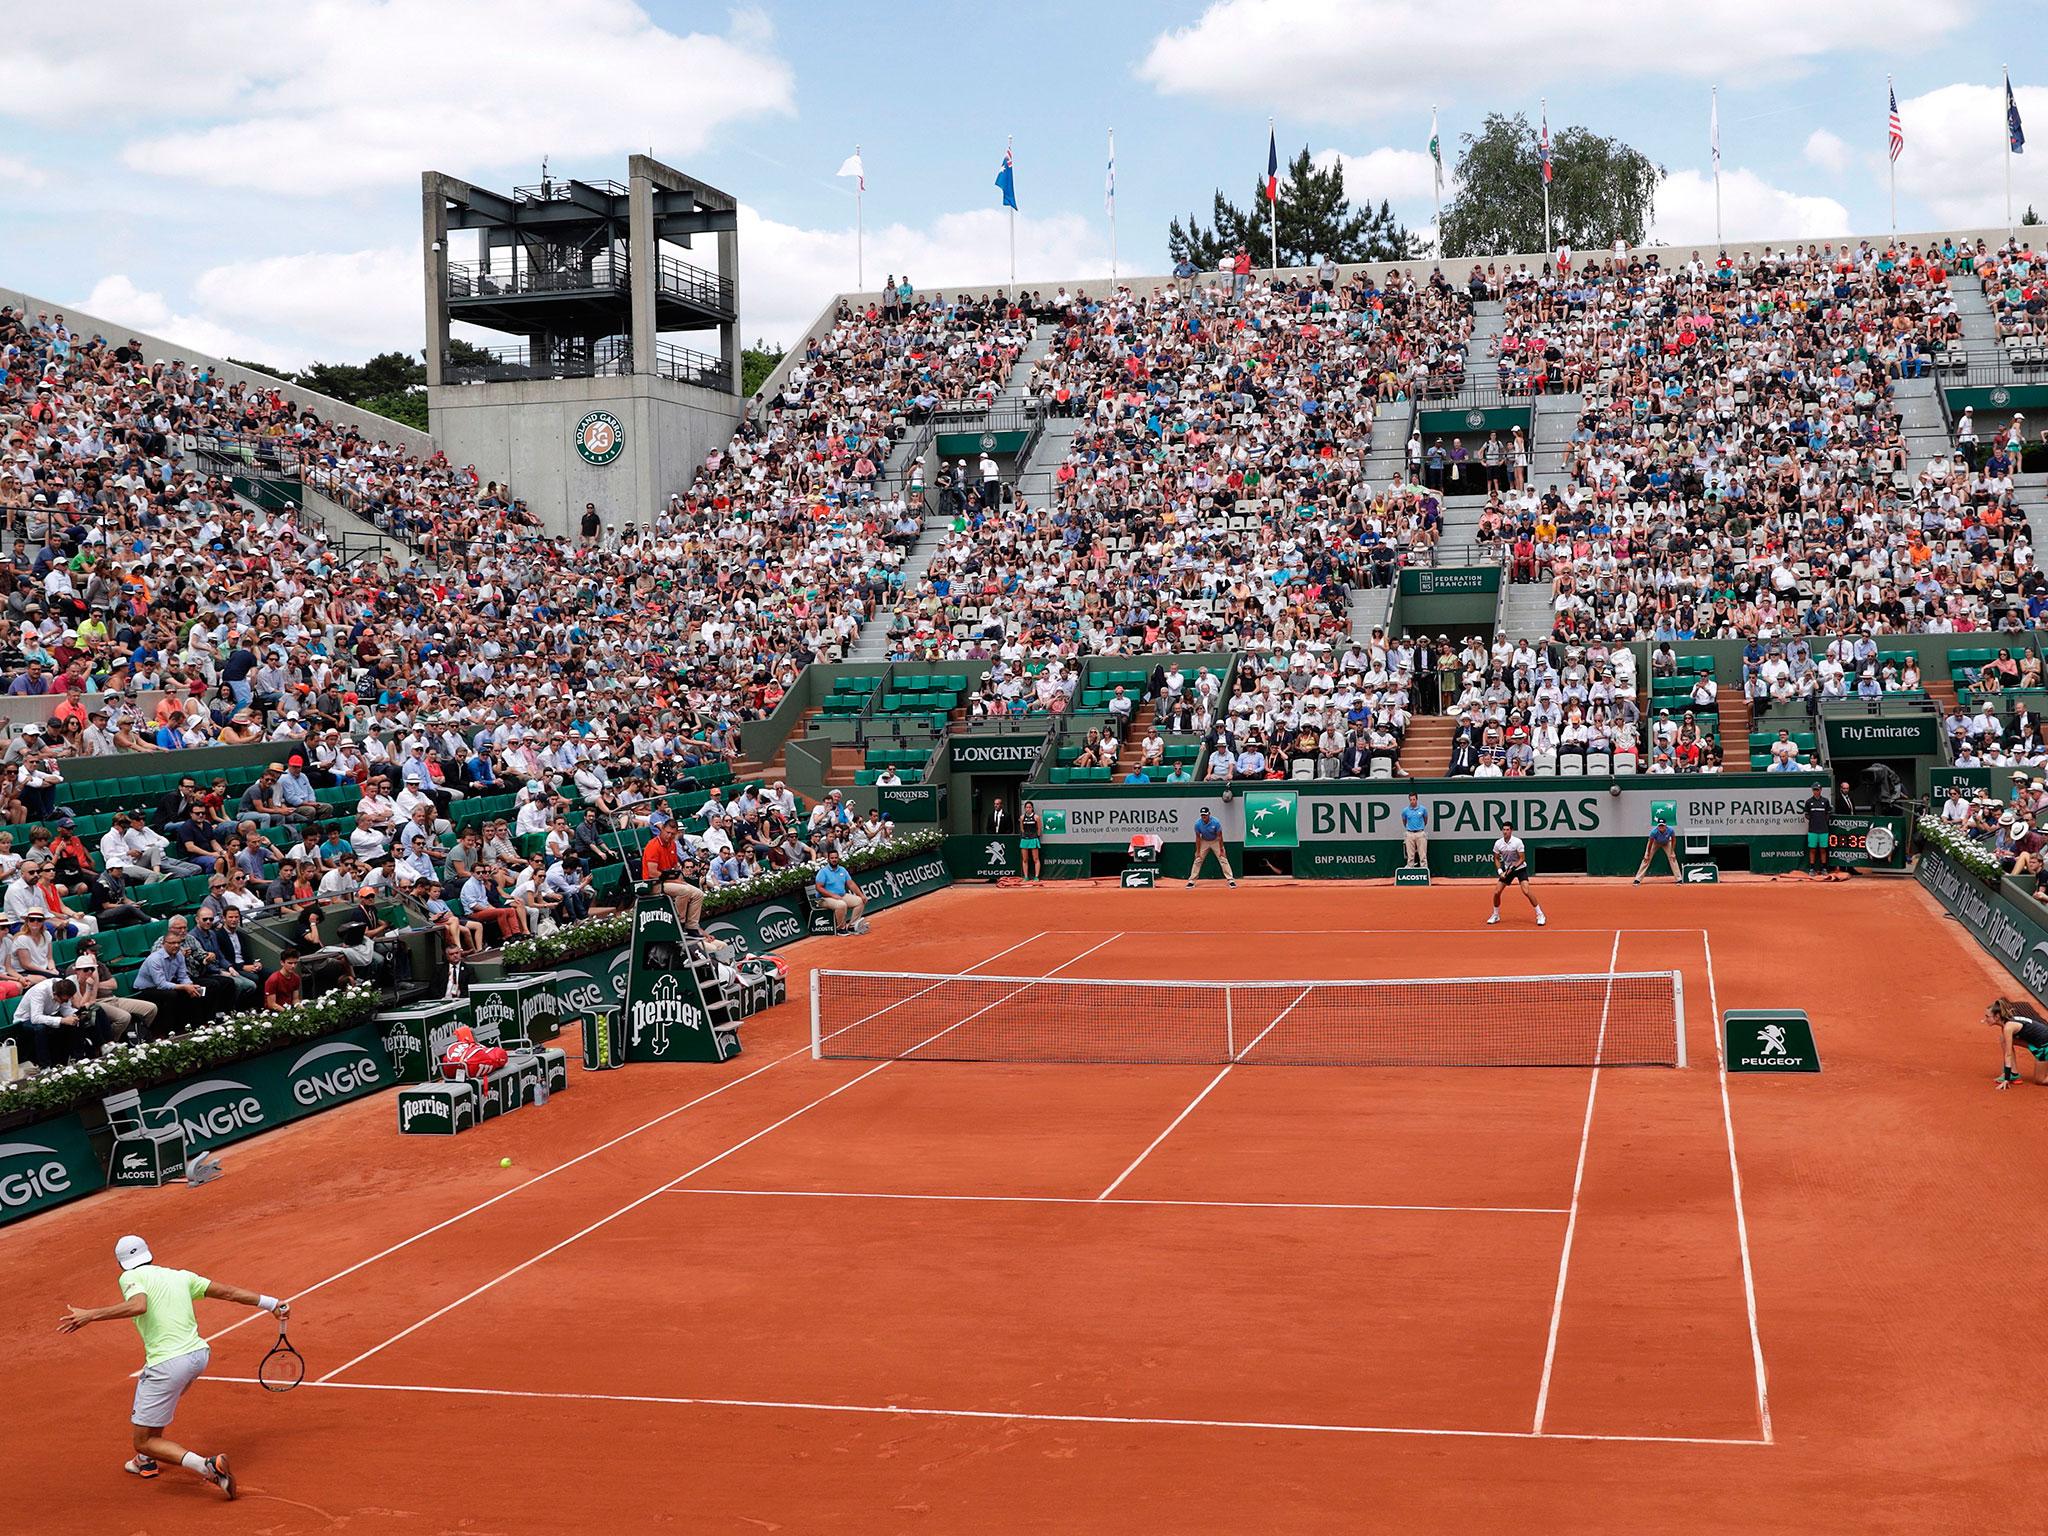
[
  {"left": 1268, "top": 115, "right": 1279, "bottom": 275},
  {"left": 2006, "top": 65, "right": 2015, "bottom": 238},
  {"left": 1712, "top": 88, "right": 1722, "bottom": 246},
  {"left": 1540, "top": 97, "right": 1552, "bottom": 257},
  {"left": 1108, "top": 127, "right": 1118, "bottom": 279},
  {"left": 1431, "top": 104, "right": 1443, "bottom": 258},
  {"left": 1006, "top": 134, "right": 1016, "bottom": 284},
  {"left": 1888, "top": 75, "right": 1897, "bottom": 236},
  {"left": 855, "top": 142, "right": 864, "bottom": 291}
]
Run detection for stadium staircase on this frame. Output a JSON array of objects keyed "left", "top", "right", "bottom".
[
  {"left": 1891, "top": 374, "right": 1951, "bottom": 477},
  {"left": 1531, "top": 391, "right": 1583, "bottom": 486},
  {"left": 1349, "top": 583, "right": 1393, "bottom": 639},
  {"left": 733, "top": 705, "right": 820, "bottom": 786},
  {"left": 1110, "top": 704, "right": 1159, "bottom": 777},
  {"left": 1497, "top": 575, "right": 1553, "bottom": 640},
  {"left": 1364, "top": 398, "right": 1412, "bottom": 486},
  {"left": 1398, "top": 715, "right": 1457, "bottom": 777},
  {"left": 1468, "top": 298, "right": 1506, "bottom": 356},
  {"left": 1946, "top": 283, "right": 2048, "bottom": 544}
]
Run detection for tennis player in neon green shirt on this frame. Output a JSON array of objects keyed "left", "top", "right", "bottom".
[{"left": 58, "top": 1234, "right": 289, "bottom": 1498}]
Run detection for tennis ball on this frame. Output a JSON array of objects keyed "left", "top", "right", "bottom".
[{"left": 500, "top": 1157, "right": 512, "bottom": 1168}]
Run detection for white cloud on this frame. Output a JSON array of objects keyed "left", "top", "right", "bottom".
[
  {"left": 740, "top": 205, "right": 1111, "bottom": 349},
  {"left": 2, "top": 2, "right": 793, "bottom": 195},
  {"left": 1139, "top": 0, "right": 1971, "bottom": 117},
  {"left": 72, "top": 275, "right": 293, "bottom": 368},
  {"left": 1312, "top": 146, "right": 1449, "bottom": 207},
  {"left": 191, "top": 247, "right": 423, "bottom": 357},
  {"left": 1894, "top": 81, "right": 2048, "bottom": 226},
  {"left": 0, "top": 154, "right": 47, "bottom": 188},
  {"left": 1803, "top": 129, "right": 1851, "bottom": 176},
  {"left": 1651, "top": 168, "right": 1851, "bottom": 245}
]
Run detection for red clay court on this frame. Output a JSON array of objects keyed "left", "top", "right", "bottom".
[{"left": 15, "top": 879, "right": 2038, "bottom": 1534}]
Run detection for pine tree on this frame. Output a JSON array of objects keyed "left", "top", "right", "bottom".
[{"left": 1168, "top": 147, "right": 1420, "bottom": 270}]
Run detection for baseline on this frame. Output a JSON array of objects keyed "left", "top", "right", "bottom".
[{"left": 195, "top": 1376, "right": 1769, "bottom": 1448}]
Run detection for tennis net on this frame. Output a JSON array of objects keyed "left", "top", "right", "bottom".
[{"left": 811, "top": 969, "right": 1686, "bottom": 1068}]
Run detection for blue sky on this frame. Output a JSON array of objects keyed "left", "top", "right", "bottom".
[{"left": 3, "top": 1, "right": 2043, "bottom": 369}]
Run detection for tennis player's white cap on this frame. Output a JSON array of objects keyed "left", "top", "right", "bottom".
[{"left": 115, "top": 1235, "right": 153, "bottom": 1271}]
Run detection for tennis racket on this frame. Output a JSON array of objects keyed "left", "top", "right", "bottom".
[{"left": 257, "top": 1320, "right": 304, "bottom": 1392}]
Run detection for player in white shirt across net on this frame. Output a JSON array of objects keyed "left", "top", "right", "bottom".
[{"left": 1487, "top": 822, "right": 1546, "bottom": 928}]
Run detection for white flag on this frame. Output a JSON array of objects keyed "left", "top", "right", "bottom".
[
  {"left": 1105, "top": 129, "right": 1116, "bottom": 215},
  {"left": 836, "top": 152, "right": 864, "bottom": 193},
  {"left": 1710, "top": 92, "right": 1720, "bottom": 169}
]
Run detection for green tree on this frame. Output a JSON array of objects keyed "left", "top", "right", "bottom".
[
  {"left": 1438, "top": 112, "right": 1662, "bottom": 258},
  {"left": 1168, "top": 146, "right": 1420, "bottom": 270},
  {"left": 742, "top": 340, "right": 786, "bottom": 397},
  {"left": 2024, "top": 205, "right": 2043, "bottom": 227}
]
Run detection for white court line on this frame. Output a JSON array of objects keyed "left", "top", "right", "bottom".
[
  {"left": 196, "top": 1376, "right": 1769, "bottom": 1448},
  {"left": 1095, "top": 982, "right": 1314, "bottom": 1202},
  {"left": 1705, "top": 928, "right": 1774, "bottom": 1445},
  {"left": 1044, "top": 927, "right": 1715, "bottom": 935},
  {"left": 179, "top": 928, "right": 1055, "bottom": 1367},
  {"left": 1531, "top": 928, "right": 1620, "bottom": 1436},
  {"left": 663, "top": 1187, "right": 1569, "bottom": 1215},
  {"left": 317, "top": 935, "right": 1112, "bottom": 1386}
]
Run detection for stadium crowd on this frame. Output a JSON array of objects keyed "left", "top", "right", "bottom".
[
  {"left": 1476, "top": 240, "right": 2041, "bottom": 646},
  {"left": 0, "top": 299, "right": 916, "bottom": 1067},
  {"left": 879, "top": 268, "right": 1470, "bottom": 662}
]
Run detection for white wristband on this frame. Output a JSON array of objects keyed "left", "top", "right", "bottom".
[{"left": 259, "top": 1295, "right": 280, "bottom": 1313}]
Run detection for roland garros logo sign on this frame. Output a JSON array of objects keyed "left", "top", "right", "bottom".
[{"left": 575, "top": 410, "right": 625, "bottom": 467}]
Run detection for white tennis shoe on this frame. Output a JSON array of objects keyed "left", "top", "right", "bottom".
[{"left": 1486, "top": 911, "right": 1500, "bottom": 926}]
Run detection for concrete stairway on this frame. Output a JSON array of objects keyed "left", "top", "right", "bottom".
[
  {"left": 1364, "top": 398, "right": 1413, "bottom": 487},
  {"left": 1001, "top": 322, "right": 1054, "bottom": 401},
  {"left": 2013, "top": 471, "right": 2048, "bottom": 547},
  {"left": 1891, "top": 374, "right": 1952, "bottom": 473},
  {"left": 1400, "top": 715, "right": 1458, "bottom": 777},
  {"left": 733, "top": 705, "right": 821, "bottom": 787},
  {"left": 1467, "top": 299, "right": 1506, "bottom": 363},
  {"left": 1349, "top": 584, "right": 1393, "bottom": 639},
  {"left": 1951, "top": 280, "right": 1999, "bottom": 346},
  {"left": 1498, "top": 576, "right": 1554, "bottom": 640},
  {"left": 1110, "top": 704, "right": 1158, "bottom": 777},
  {"left": 1530, "top": 391, "right": 1584, "bottom": 489}
]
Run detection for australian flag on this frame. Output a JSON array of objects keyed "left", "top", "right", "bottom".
[{"left": 995, "top": 149, "right": 1017, "bottom": 210}]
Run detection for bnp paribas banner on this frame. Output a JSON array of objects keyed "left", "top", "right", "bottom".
[{"left": 1035, "top": 779, "right": 1825, "bottom": 847}]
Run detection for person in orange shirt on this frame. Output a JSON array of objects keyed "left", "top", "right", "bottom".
[{"left": 639, "top": 821, "right": 704, "bottom": 934}]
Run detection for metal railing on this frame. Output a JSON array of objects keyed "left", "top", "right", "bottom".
[
  {"left": 185, "top": 430, "right": 302, "bottom": 482},
  {"left": 440, "top": 336, "right": 729, "bottom": 390},
  {"left": 446, "top": 252, "right": 628, "bottom": 301},
  {"left": 654, "top": 252, "right": 735, "bottom": 315},
  {"left": 1929, "top": 348, "right": 2048, "bottom": 389},
  {"left": 513, "top": 179, "right": 628, "bottom": 203}
]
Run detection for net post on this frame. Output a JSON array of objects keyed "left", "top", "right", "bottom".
[
  {"left": 1224, "top": 985, "right": 1235, "bottom": 1059},
  {"left": 809, "top": 969, "right": 824, "bottom": 1060},
  {"left": 1672, "top": 969, "right": 1687, "bottom": 1069}
]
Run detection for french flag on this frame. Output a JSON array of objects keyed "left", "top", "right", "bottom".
[{"left": 1265, "top": 125, "right": 1279, "bottom": 203}]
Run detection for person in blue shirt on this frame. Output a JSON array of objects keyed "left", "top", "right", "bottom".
[
  {"left": 812, "top": 852, "right": 867, "bottom": 934},
  {"left": 1399, "top": 793, "right": 1430, "bottom": 870},
  {"left": 1186, "top": 806, "right": 1235, "bottom": 888},
  {"left": 1634, "top": 813, "right": 1683, "bottom": 884}
]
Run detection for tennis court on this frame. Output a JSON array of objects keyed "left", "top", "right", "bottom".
[{"left": 15, "top": 879, "right": 2038, "bottom": 1533}]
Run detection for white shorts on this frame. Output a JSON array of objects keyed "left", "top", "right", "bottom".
[{"left": 133, "top": 1345, "right": 210, "bottom": 1428}]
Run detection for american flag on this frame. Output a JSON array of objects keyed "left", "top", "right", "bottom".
[
  {"left": 1887, "top": 85, "right": 1904, "bottom": 162},
  {"left": 1539, "top": 109, "right": 1552, "bottom": 184}
]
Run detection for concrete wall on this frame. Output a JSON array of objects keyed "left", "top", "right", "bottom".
[
  {"left": 0, "top": 284, "right": 436, "bottom": 455},
  {"left": 427, "top": 372, "right": 742, "bottom": 535},
  {"left": 809, "top": 223, "right": 2018, "bottom": 312}
]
